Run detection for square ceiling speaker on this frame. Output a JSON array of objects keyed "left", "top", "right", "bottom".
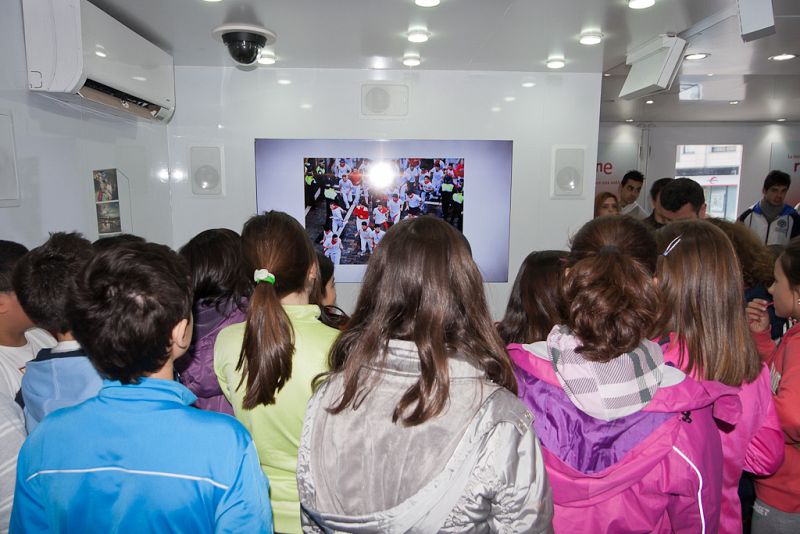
[
  {"left": 190, "top": 146, "right": 223, "bottom": 196},
  {"left": 551, "top": 146, "right": 585, "bottom": 199},
  {"left": 361, "top": 84, "right": 409, "bottom": 117}
]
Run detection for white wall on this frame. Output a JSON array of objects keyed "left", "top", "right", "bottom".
[
  {"left": 599, "top": 122, "right": 800, "bottom": 213},
  {"left": 0, "top": 0, "right": 173, "bottom": 248},
  {"left": 168, "top": 67, "right": 602, "bottom": 316}
]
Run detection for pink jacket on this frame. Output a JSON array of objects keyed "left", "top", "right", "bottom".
[
  {"left": 509, "top": 343, "right": 741, "bottom": 534},
  {"left": 661, "top": 335, "right": 784, "bottom": 534}
]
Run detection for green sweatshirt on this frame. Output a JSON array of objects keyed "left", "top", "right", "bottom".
[{"left": 215, "top": 304, "right": 339, "bottom": 533}]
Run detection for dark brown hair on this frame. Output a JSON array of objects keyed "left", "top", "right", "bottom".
[
  {"left": 179, "top": 228, "right": 252, "bottom": 312},
  {"left": 707, "top": 218, "right": 774, "bottom": 288},
  {"left": 0, "top": 240, "right": 28, "bottom": 292},
  {"left": 593, "top": 192, "right": 619, "bottom": 217},
  {"left": 327, "top": 216, "right": 517, "bottom": 426},
  {"left": 497, "top": 250, "right": 567, "bottom": 344},
  {"left": 67, "top": 242, "right": 192, "bottom": 384},
  {"left": 237, "top": 211, "right": 318, "bottom": 408},
  {"left": 564, "top": 215, "right": 660, "bottom": 362},
  {"left": 656, "top": 220, "right": 761, "bottom": 385},
  {"left": 12, "top": 232, "right": 94, "bottom": 335},
  {"left": 779, "top": 237, "right": 800, "bottom": 289}
]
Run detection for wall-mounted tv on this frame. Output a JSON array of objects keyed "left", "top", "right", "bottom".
[{"left": 255, "top": 139, "right": 512, "bottom": 283}]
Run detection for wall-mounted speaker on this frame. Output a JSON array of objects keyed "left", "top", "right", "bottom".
[
  {"left": 361, "top": 84, "right": 409, "bottom": 117},
  {"left": 551, "top": 146, "right": 585, "bottom": 199},
  {"left": 190, "top": 146, "right": 223, "bottom": 196}
]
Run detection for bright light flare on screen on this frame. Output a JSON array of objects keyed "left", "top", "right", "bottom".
[{"left": 368, "top": 161, "right": 395, "bottom": 189}]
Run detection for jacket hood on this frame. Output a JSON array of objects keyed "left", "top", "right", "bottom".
[{"left": 508, "top": 342, "right": 740, "bottom": 506}]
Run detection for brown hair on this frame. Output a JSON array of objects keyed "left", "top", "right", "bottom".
[
  {"left": 593, "top": 192, "right": 619, "bottom": 217},
  {"left": 237, "top": 211, "right": 318, "bottom": 408},
  {"left": 326, "top": 216, "right": 517, "bottom": 426},
  {"left": 780, "top": 237, "right": 800, "bottom": 289},
  {"left": 656, "top": 220, "right": 761, "bottom": 385},
  {"left": 564, "top": 215, "right": 660, "bottom": 362},
  {"left": 497, "top": 250, "right": 567, "bottom": 344},
  {"left": 706, "top": 218, "right": 774, "bottom": 288}
]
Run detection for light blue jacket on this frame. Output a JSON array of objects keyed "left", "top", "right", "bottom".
[{"left": 11, "top": 378, "right": 273, "bottom": 533}]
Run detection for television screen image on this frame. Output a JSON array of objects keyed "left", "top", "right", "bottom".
[
  {"left": 255, "top": 139, "right": 512, "bottom": 283},
  {"left": 304, "top": 157, "right": 464, "bottom": 266}
]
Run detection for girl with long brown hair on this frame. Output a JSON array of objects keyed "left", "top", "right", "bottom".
[
  {"left": 508, "top": 215, "right": 739, "bottom": 533},
  {"left": 297, "top": 216, "right": 553, "bottom": 532},
  {"left": 214, "top": 211, "right": 339, "bottom": 534},
  {"left": 656, "top": 220, "right": 783, "bottom": 534}
]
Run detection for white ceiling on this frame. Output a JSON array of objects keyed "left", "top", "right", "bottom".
[{"left": 90, "top": 0, "right": 800, "bottom": 122}]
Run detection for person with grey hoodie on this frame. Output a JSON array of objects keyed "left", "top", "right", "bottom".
[{"left": 297, "top": 216, "right": 553, "bottom": 533}]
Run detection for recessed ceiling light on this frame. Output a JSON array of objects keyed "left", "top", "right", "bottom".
[
  {"left": 131, "top": 76, "right": 146, "bottom": 81},
  {"left": 415, "top": 0, "right": 440, "bottom": 6},
  {"left": 504, "top": 96, "right": 516, "bottom": 102},
  {"left": 777, "top": 118, "right": 787, "bottom": 122},
  {"left": 769, "top": 53, "right": 797, "bottom": 61},
  {"left": 521, "top": 81, "right": 536, "bottom": 88},
  {"left": 258, "top": 52, "right": 276, "bottom": 65},
  {"left": 579, "top": 32, "right": 603, "bottom": 46},
  {"left": 300, "top": 103, "right": 312, "bottom": 110},
  {"left": 603, "top": 73, "right": 611, "bottom": 77},
  {"left": 546, "top": 57, "right": 566, "bottom": 69},
  {"left": 277, "top": 79, "right": 291, "bottom": 85},
  {"left": 217, "top": 124, "right": 223, "bottom": 129},
  {"left": 403, "top": 53, "right": 421, "bottom": 67},
  {"left": 491, "top": 107, "right": 502, "bottom": 112},
  {"left": 645, "top": 99, "right": 654, "bottom": 104},
  {"left": 625, "top": 119, "right": 635, "bottom": 122},
  {"left": 407, "top": 28, "right": 430, "bottom": 43},
  {"left": 203, "top": 0, "right": 222, "bottom": 2},
  {"left": 684, "top": 53, "right": 710, "bottom": 60},
  {"left": 707, "top": 73, "right": 714, "bottom": 77},
  {"left": 95, "top": 50, "right": 107, "bottom": 58},
  {"left": 628, "top": 0, "right": 655, "bottom": 9},
  {"left": 729, "top": 100, "right": 740, "bottom": 105}
]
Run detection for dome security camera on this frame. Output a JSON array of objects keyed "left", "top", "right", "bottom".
[{"left": 212, "top": 23, "right": 277, "bottom": 66}]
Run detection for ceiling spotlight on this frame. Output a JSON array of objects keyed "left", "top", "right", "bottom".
[
  {"left": 546, "top": 57, "right": 566, "bottom": 69},
  {"left": 729, "top": 100, "right": 740, "bottom": 105},
  {"left": 491, "top": 107, "right": 502, "bottom": 112},
  {"left": 628, "top": 0, "right": 655, "bottom": 9},
  {"left": 95, "top": 50, "right": 107, "bottom": 58},
  {"left": 579, "top": 32, "right": 603, "bottom": 46},
  {"left": 777, "top": 118, "right": 787, "bottom": 122},
  {"left": 415, "top": 0, "right": 440, "bottom": 6},
  {"left": 504, "top": 96, "right": 516, "bottom": 102},
  {"left": 707, "top": 73, "right": 714, "bottom": 77},
  {"left": 645, "top": 99, "right": 654, "bottom": 104},
  {"left": 202, "top": 0, "right": 222, "bottom": 2},
  {"left": 769, "top": 53, "right": 797, "bottom": 61},
  {"left": 625, "top": 118, "right": 635, "bottom": 122},
  {"left": 300, "top": 103, "right": 312, "bottom": 110},
  {"left": 403, "top": 53, "right": 421, "bottom": 67},
  {"left": 684, "top": 53, "right": 710, "bottom": 60},
  {"left": 407, "top": 28, "right": 430, "bottom": 43},
  {"left": 277, "top": 78, "right": 291, "bottom": 85},
  {"left": 521, "top": 81, "right": 536, "bottom": 88},
  {"left": 603, "top": 73, "right": 611, "bottom": 77},
  {"left": 257, "top": 52, "right": 276, "bottom": 65},
  {"left": 131, "top": 76, "right": 147, "bottom": 81}
]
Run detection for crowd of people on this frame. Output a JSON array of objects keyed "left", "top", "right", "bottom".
[{"left": 1, "top": 168, "right": 799, "bottom": 533}]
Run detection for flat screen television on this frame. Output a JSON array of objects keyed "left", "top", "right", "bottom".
[{"left": 255, "top": 139, "right": 512, "bottom": 282}]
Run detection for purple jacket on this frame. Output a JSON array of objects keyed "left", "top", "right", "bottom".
[
  {"left": 509, "top": 342, "right": 741, "bottom": 534},
  {"left": 176, "top": 300, "right": 246, "bottom": 415}
]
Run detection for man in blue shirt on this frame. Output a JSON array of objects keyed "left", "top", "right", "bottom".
[{"left": 11, "top": 242, "right": 273, "bottom": 533}]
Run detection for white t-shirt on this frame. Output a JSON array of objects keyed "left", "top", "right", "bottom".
[
  {"left": 373, "top": 229, "right": 386, "bottom": 245},
  {"left": 373, "top": 207, "right": 388, "bottom": 225},
  {"left": 331, "top": 207, "right": 345, "bottom": 221},
  {"left": 407, "top": 194, "right": 422, "bottom": 208},
  {"left": 387, "top": 199, "right": 402, "bottom": 217},
  {"left": 358, "top": 227, "right": 373, "bottom": 241},
  {"left": 0, "top": 328, "right": 56, "bottom": 400}
]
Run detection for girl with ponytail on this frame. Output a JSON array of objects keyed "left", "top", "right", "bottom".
[
  {"left": 214, "top": 211, "right": 339, "bottom": 534},
  {"left": 507, "top": 215, "right": 740, "bottom": 533}
]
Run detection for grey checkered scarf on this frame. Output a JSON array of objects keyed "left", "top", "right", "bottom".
[{"left": 546, "top": 325, "right": 665, "bottom": 421}]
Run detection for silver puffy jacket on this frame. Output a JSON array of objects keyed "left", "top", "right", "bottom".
[{"left": 297, "top": 340, "right": 553, "bottom": 533}]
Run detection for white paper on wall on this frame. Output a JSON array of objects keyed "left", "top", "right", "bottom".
[
  {"left": 0, "top": 113, "right": 20, "bottom": 205},
  {"left": 770, "top": 142, "right": 800, "bottom": 208}
]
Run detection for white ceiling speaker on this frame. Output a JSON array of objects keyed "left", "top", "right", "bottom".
[
  {"left": 551, "top": 146, "right": 585, "bottom": 198},
  {"left": 361, "top": 84, "right": 409, "bottom": 117},
  {"left": 190, "top": 146, "right": 224, "bottom": 195}
]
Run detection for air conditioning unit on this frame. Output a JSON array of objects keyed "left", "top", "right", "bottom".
[{"left": 21, "top": 0, "right": 175, "bottom": 122}]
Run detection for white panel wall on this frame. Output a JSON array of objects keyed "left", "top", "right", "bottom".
[
  {"left": 0, "top": 0, "right": 172, "bottom": 248},
  {"left": 599, "top": 122, "right": 800, "bottom": 214},
  {"left": 168, "top": 67, "right": 602, "bottom": 317}
]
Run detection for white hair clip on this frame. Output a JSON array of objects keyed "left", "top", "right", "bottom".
[
  {"left": 254, "top": 269, "right": 276, "bottom": 285},
  {"left": 662, "top": 235, "right": 682, "bottom": 257}
]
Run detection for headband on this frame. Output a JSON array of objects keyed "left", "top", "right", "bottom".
[{"left": 254, "top": 269, "right": 276, "bottom": 285}]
